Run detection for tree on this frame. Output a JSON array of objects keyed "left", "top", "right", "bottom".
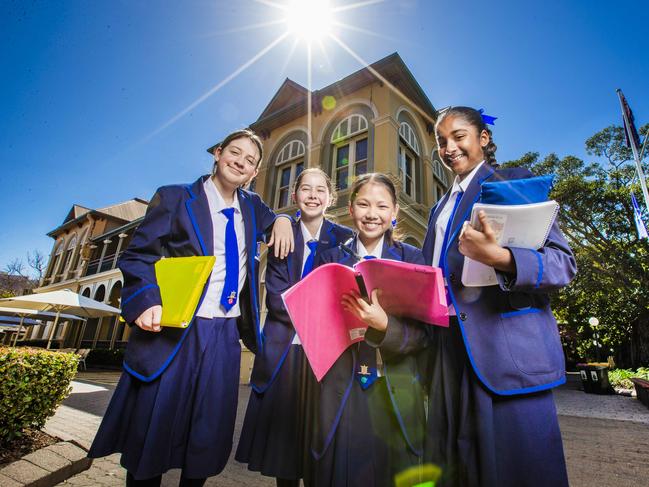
[{"left": 501, "top": 123, "right": 649, "bottom": 368}]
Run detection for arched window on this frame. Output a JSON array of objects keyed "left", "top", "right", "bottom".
[
  {"left": 432, "top": 149, "right": 449, "bottom": 187},
  {"left": 274, "top": 139, "right": 306, "bottom": 209},
  {"left": 331, "top": 114, "right": 369, "bottom": 190},
  {"left": 398, "top": 122, "right": 420, "bottom": 200},
  {"left": 47, "top": 240, "right": 65, "bottom": 280},
  {"left": 61, "top": 234, "right": 78, "bottom": 275}
]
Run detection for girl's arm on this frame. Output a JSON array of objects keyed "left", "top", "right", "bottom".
[
  {"left": 342, "top": 288, "right": 429, "bottom": 358},
  {"left": 118, "top": 188, "right": 171, "bottom": 326},
  {"left": 460, "top": 211, "right": 576, "bottom": 293},
  {"left": 252, "top": 193, "right": 294, "bottom": 258}
]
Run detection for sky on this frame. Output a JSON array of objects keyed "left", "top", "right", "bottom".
[{"left": 1, "top": 0, "right": 648, "bottom": 273}]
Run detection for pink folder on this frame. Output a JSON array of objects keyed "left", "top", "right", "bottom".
[{"left": 281, "top": 259, "right": 448, "bottom": 381}]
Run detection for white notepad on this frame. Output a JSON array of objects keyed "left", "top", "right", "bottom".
[{"left": 461, "top": 200, "right": 560, "bottom": 287}]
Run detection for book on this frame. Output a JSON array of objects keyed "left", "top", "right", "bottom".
[
  {"left": 154, "top": 256, "right": 215, "bottom": 327},
  {"left": 281, "top": 258, "right": 448, "bottom": 381},
  {"left": 461, "top": 200, "right": 560, "bottom": 287}
]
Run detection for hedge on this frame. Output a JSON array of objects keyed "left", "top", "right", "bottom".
[{"left": 0, "top": 347, "right": 78, "bottom": 445}]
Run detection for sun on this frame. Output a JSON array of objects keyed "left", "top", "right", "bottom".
[{"left": 284, "top": 0, "right": 333, "bottom": 42}]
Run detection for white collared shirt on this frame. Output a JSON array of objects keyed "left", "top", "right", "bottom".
[
  {"left": 432, "top": 161, "right": 485, "bottom": 268},
  {"left": 357, "top": 235, "right": 385, "bottom": 259},
  {"left": 292, "top": 219, "right": 324, "bottom": 345},
  {"left": 196, "top": 178, "right": 248, "bottom": 318}
]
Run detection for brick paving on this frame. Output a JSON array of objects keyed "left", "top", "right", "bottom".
[{"left": 42, "top": 370, "right": 649, "bottom": 487}]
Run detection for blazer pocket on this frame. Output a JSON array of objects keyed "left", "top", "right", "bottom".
[{"left": 499, "top": 308, "right": 562, "bottom": 375}]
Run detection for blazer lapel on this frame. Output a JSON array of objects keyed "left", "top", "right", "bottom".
[
  {"left": 237, "top": 188, "right": 256, "bottom": 262},
  {"left": 289, "top": 222, "right": 304, "bottom": 282},
  {"left": 382, "top": 239, "right": 403, "bottom": 261},
  {"left": 446, "top": 164, "right": 496, "bottom": 249},
  {"left": 185, "top": 176, "right": 214, "bottom": 256}
]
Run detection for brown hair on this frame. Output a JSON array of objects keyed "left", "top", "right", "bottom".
[
  {"left": 435, "top": 106, "right": 498, "bottom": 167},
  {"left": 212, "top": 128, "right": 264, "bottom": 175},
  {"left": 292, "top": 167, "right": 338, "bottom": 207},
  {"left": 349, "top": 172, "right": 402, "bottom": 244}
]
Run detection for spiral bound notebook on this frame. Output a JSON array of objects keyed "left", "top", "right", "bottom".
[
  {"left": 155, "top": 256, "right": 215, "bottom": 327},
  {"left": 461, "top": 200, "right": 560, "bottom": 287}
]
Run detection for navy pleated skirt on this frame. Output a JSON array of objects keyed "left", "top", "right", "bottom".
[
  {"left": 306, "top": 365, "right": 421, "bottom": 486},
  {"left": 425, "top": 319, "right": 569, "bottom": 487},
  {"left": 88, "top": 317, "right": 241, "bottom": 480},
  {"left": 235, "top": 344, "right": 315, "bottom": 480}
]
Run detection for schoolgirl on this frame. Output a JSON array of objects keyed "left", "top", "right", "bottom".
[
  {"left": 236, "top": 168, "right": 353, "bottom": 487},
  {"left": 306, "top": 173, "right": 428, "bottom": 487},
  {"left": 422, "top": 107, "right": 576, "bottom": 486},
  {"left": 89, "top": 129, "right": 294, "bottom": 486}
]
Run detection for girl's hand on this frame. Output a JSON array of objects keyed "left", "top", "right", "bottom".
[
  {"left": 267, "top": 216, "right": 295, "bottom": 259},
  {"left": 135, "top": 305, "right": 162, "bottom": 332},
  {"left": 458, "top": 211, "right": 515, "bottom": 273},
  {"left": 342, "top": 289, "right": 388, "bottom": 332}
]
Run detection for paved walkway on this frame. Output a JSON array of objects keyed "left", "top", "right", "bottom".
[{"left": 44, "top": 370, "right": 649, "bottom": 487}]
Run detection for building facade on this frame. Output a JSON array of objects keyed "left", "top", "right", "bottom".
[
  {"left": 24, "top": 52, "right": 450, "bottom": 352},
  {"left": 25, "top": 200, "right": 147, "bottom": 349}
]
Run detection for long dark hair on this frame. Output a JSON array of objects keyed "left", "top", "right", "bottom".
[
  {"left": 435, "top": 106, "right": 498, "bottom": 167},
  {"left": 349, "top": 172, "right": 402, "bottom": 244}
]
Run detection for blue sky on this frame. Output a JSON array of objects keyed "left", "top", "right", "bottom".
[{"left": 1, "top": 0, "right": 647, "bottom": 273}]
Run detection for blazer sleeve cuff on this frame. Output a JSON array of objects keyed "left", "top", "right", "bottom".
[
  {"left": 364, "top": 316, "right": 409, "bottom": 354},
  {"left": 496, "top": 246, "right": 543, "bottom": 291},
  {"left": 121, "top": 284, "right": 162, "bottom": 323}
]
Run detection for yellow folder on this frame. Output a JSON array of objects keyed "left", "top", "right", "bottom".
[{"left": 155, "top": 256, "right": 216, "bottom": 328}]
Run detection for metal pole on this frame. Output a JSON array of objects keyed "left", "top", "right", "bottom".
[
  {"left": 12, "top": 315, "right": 25, "bottom": 347},
  {"left": 617, "top": 89, "right": 649, "bottom": 214},
  {"left": 46, "top": 310, "right": 61, "bottom": 349}
]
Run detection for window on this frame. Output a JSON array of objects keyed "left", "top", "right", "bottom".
[
  {"left": 61, "top": 235, "right": 78, "bottom": 275},
  {"left": 398, "top": 145, "right": 415, "bottom": 198},
  {"left": 432, "top": 152, "right": 449, "bottom": 187},
  {"left": 331, "top": 115, "right": 369, "bottom": 190},
  {"left": 398, "top": 122, "right": 420, "bottom": 201},
  {"left": 274, "top": 139, "right": 306, "bottom": 209},
  {"left": 47, "top": 241, "right": 64, "bottom": 280}
]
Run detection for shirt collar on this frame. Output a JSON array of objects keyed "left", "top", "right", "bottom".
[
  {"left": 300, "top": 219, "right": 323, "bottom": 243},
  {"left": 205, "top": 177, "right": 241, "bottom": 214},
  {"left": 357, "top": 235, "right": 384, "bottom": 259},
  {"left": 451, "top": 160, "right": 485, "bottom": 195}
]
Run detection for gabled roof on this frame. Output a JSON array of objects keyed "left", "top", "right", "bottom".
[
  {"left": 249, "top": 52, "right": 438, "bottom": 137},
  {"left": 97, "top": 199, "right": 148, "bottom": 221},
  {"left": 62, "top": 205, "right": 91, "bottom": 224},
  {"left": 257, "top": 78, "right": 308, "bottom": 120},
  {"left": 47, "top": 198, "right": 149, "bottom": 237}
]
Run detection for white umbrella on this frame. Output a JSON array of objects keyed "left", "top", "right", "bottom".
[
  {"left": 0, "top": 306, "right": 84, "bottom": 347},
  {"left": 0, "top": 290, "right": 119, "bottom": 348}
]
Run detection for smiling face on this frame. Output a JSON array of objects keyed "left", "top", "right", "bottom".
[
  {"left": 213, "top": 136, "right": 260, "bottom": 190},
  {"left": 436, "top": 114, "right": 489, "bottom": 180},
  {"left": 294, "top": 171, "right": 331, "bottom": 222},
  {"left": 350, "top": 181, "right": 399, "bottom": 250}
]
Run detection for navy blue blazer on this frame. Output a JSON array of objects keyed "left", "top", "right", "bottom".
[
  {"left": 119, "top": 175, "right": 283, "bottom": 382},
  {"left": 310, "top": 237, "right": 429, "bottom": 459},
  {"left": 422, "top": 164, "right": 577, "bottom": 395},
  {"left": 249, "top": 219, "right": 353, "bottom": 393}
]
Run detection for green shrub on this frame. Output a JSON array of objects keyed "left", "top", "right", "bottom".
[
  {"left": 609, "top": 367, "right": 649, "bottom": 390},
  {"left": 0, "top": 347, "right": 78, "bottom": 445},
  {"left": 87, "top": 348, "right": 125, "bottom": 367}
]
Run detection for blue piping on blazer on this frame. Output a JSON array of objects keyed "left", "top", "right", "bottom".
[
  {"left": 252, "top": 222, "right": 342, "bottom": 394},
  {"left": 442, "top": 167, "right": 567, "bottom": 395},
  {"left": 383, "top": 362, "right": 422, "bottom": 456},
  {"left": 311, "top": 351, "right": 358, "bottom": 461}
]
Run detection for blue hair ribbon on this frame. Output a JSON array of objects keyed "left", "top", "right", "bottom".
[{"left": 478, "top": 108, "right": 497, "bottom": 126}]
